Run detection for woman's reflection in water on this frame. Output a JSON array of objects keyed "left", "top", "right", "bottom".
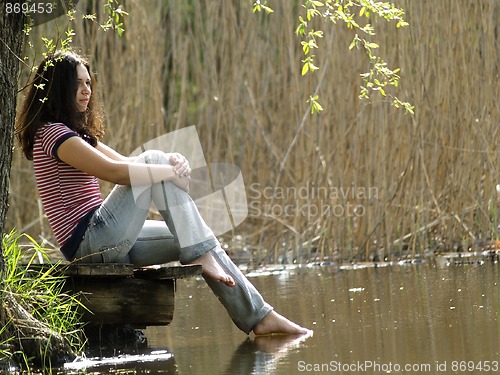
[{"left": 224, "top": 332, "right": 313, "bottom": 375}]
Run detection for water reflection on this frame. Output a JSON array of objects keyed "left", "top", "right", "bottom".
[
  {"left": 63, "top": 349, "right": 177, "bottom": 374},
  {"left": 224, "top": 334, "right": 312, "bottom": 375},
  {"left": 147, "top": 262, "right": 500, "bottom": 375},
  {"left": 62, "top": 261, "right": 500, "bottom": 374}
]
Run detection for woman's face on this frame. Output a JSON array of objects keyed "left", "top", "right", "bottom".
[{"left": 75, "top": 63, "right": 91, "bottom": 112}]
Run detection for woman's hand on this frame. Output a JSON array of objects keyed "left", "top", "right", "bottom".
[
  {"left": 170, "top": 153, "right": 190, "bottom": 192},
  {"left": 171, "top": 174, "right": 190, "bottom": 193},
  {"left": 169, "top": 153, "right": 191, "bottom": 177}
]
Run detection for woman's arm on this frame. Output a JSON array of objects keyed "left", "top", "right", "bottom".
[
  {"left": 57, "top": 137, "right": 190, "bottom": 190},
  {"left": 96, "top": 141, "right": 132, "bottom": 162},
  {"left": 97, "top": 141, "right": 191, "bottom": 177}
]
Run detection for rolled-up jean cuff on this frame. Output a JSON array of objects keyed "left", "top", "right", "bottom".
[
  {"left": 202, "top": 246, "right": 274, "bottom": 334},
  {"left": 178, "top": 237, "right": 219, "bottom": 264}
]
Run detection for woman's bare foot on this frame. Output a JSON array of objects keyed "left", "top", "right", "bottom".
[
  {"left": 253, "top": 311, "right": 313, "bottom": 336},
  {"left": 190, "top": 251, "right": 235, "bottom": 287}
]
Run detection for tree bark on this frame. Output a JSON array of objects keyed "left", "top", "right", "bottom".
[
  {"left": 0, "top": 0, "right": 24, "bottom": 267},
  {"left": 0, "top": 2, "right": 23, "bottom": 363},
  {"left": 0, "top": 6, "right": 77, "bottom": 367}
]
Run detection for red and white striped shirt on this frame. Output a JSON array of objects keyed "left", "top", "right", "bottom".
[{"left": 33, "top": 123, "right": 103, "bottom": 250}]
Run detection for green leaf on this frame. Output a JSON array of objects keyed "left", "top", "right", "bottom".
[
  {"left": 308, "top": 40, "right": 318, "bottom": 49},
  {"left": 302, "top": 63, "right": 309, "bottom": 75},
  {"left": 302, "top": 41, "right": 310, "bottom": 54},
  {"left": 117, "top": 25, "right": 125, "bottom": 36},
  {"left": 312, "top": 101, "right": 323, "bottom": 113},
  {"left": 296, "top": 24, "right": 306, "bottom": 36},
  {"left": 309, "top": 61, "right": 319, "bottom": 71},
  {"left": 83, "top": 13, "right": 97, "bottom": 21},
  {"left": 307, "top": 95, "right": 323, "bottom": 114},
  {"left": 253, "top": 0, "right": 273, "bottom": 13},
  {"left": 310, "top": 0, "right": 324, "bottom": 6},
  {"left": 311, "top": 30, "right": 324, "bottom": 38},
  {"left": 262, "top": 5, "right": 274, "bottom": 13}
]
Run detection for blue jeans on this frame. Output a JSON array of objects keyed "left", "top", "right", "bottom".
[{"left": 73, "top": 150, "right": 272, "bottom": 333}]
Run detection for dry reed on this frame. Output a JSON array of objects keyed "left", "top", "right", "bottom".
[{"left": 7, "top": 0, "right": 499, "bottom": 264}]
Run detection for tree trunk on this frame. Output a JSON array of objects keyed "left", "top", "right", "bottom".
[
  {"left": 0, "top": 1, "right": 24, "bottom": 264},
  {"left": 0, "top": 6, "right": 76, "bottom": 367},
  {"left": 0, "top": 2, "right": 24, "bottom": 364}
]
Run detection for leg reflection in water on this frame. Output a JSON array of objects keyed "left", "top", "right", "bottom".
[{"left": 224, "top": 332, "right": 313, "bottom": 374}]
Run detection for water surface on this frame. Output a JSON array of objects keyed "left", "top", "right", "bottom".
[{"left": 67, "top": 261, "right": 500, "bottom": 374}]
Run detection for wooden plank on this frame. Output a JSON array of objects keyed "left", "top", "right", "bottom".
[
  {"left": 68, "top": 277, "right": 175, "bottom": 326},
  {"left": 134, "top": 264, "right": 202, "bottom": 280},
  {"left": 23, "top": 263, "right": 202, "bottom": 326},
  {"left": 63, "top": 263, "right": 134, "bottom": 277},
  {"left": 27, "top": 263, "right": 200, "bottom": 279},
  {"left": 25, "top": 263, "right": 134, "bottom": 277}
]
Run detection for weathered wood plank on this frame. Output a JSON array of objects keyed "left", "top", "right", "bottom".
[
  {"left": 62, "top": 263, "right": 134, "bottom": 277},
  {"left": 68, "top": 277, "right": 175, "bottom": 326},
  {"left": 134, "top": 264, "right": 202, "bottom": 280},
  {"left": 27, "top": 262, "right": 201, "bottom": 279},
  {"left": 23, "top": 263, "right": 201, "bottom": 326}
]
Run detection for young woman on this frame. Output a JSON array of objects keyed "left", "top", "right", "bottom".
[{"left": 16, "top": 50, "right": 311, "bottom": 336}]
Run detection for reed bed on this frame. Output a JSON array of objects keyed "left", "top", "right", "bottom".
[{"left": 8, "top": 0, "right": 499, "bottom": 264}]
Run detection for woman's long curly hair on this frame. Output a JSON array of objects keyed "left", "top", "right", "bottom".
[{"left": 16, "top": 51, "right": 105, "bottom": 160}]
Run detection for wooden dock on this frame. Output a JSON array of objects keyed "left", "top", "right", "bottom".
[{"left": 59, "top": 263, "right": 202, "bottom": 327}]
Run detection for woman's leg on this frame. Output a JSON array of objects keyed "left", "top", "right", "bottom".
[
  {"left": 73, "top": 183, "right": 151, "bottom": 264},
  {"left": 202, "top": 246, "right": 311, "bottom": 335},
  {"left": 74, "top": 150, "right": 310, "bottom": 335},
  {"left": 127, "top": 220, "right": 180, "bottom": 266},
  {"left": 73, "top": 182, "right": 231, "bottom": 285},
  {"left": 73, "top": 150, "right": 223, "bottom": 266},
  {"left": 128, "top": 219, "right": 276, "bottom": 333},
  {"left": 127, "top": 219, "right": 309, "bottom": 334},
  {"left": 146, "top": 163, "right": 309, "bottom": 334}
]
